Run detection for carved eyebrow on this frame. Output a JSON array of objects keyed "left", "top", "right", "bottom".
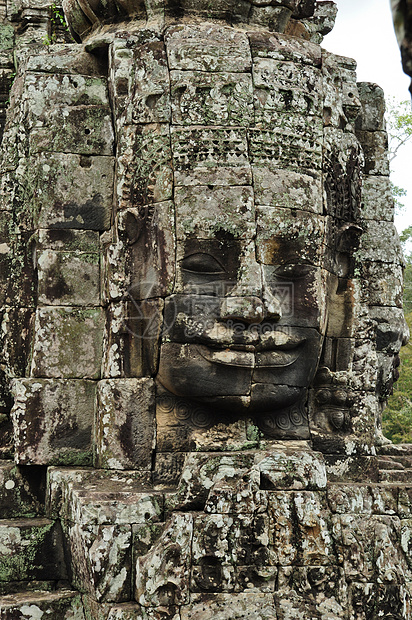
[{"left": 181, "top": 252, "right": 225, "bottom": 273}]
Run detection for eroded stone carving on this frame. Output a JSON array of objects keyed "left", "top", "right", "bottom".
[{"left": 0, "top": 0, "right": 411, "bottom": 617}]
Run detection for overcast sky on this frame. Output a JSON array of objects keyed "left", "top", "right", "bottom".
[{"left": 323, "top": 0, "right": 412, "bottom": 234}]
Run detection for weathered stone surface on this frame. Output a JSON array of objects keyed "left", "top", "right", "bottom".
[
  {"left": 0, "top": 518, "right": 67, "bottom": 582},
  {"left": 33, "top": 153, "right": 114, "bottom": 231},
  {"left": 360, "top": 175, "right": 394, "bottom": 222},
  {"left": 135, "top": 513, "right": 193, "bottom": 607},
  {"left": 37, "top": 249, "right": 100, "bottom": 306},
  {"left": 165, "top": 24, "right": 252, "bottom": 72},
  {"left": 11, "top": 379, "right": 95, "bottom": 465},
  {"left": 276, "top": 565, "right": 347, "bottom": 619},
  {"left": 29, "top": 106, "right": 114, "bottom": 156},
  {"left": 170, "top": 71, "right": 253, "bottom": 126},
  {"left": 116, "top": 124, "right": 172, "bottom": 211},
  {"left": 0, "top": 590, "right": 85, "bottom": 620},
  {"left": 348, "top": 581, "right": 412, "bottom": 620},
  {"left": 67, "top": 521, "right": 132, "bottom": 602},
  {"left": 334, "top": 514, "right": 412, "bottom": 584},
  {"left": 180, "top": 592, "right": 278, "bottom": 619},
  {"left": 327, "top": 484, "right": 397, "bottom": 516},
  {"left": 171, "top": 126, "right": 252, "bottom": 187},
  {"left": 0, "top": 461, "right": 43, "bottom": 518},
  {"left": 46, "top": 467, "right": 153, "bottom": 520},
  {"left": 357, "top": 220, "right": 403, "bottom": 264},
  {"left": 253, "top": 168, "right": 322, "bottom": 213},
  {"left": 30, "top": 307, "right": 104, "bottom": 378},
  {"left": 0, "top": 4, "right": 409, "bottom": 618},
  {"left": 127, "top": 41, "right": 171, "bottom": 125},
  {"left": 355, "top": 82, "right": 386, "bottom": 132},
  {"left": 95, "top": 378, "right": 155, "bottom": 470},
  {"left": 356, "top": 130, "right": 390, "bottom": 176},
  {"left": 174, "top": 185, "right": 254, "bottom": 240}
]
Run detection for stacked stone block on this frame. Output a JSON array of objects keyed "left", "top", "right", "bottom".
[{"left": 0, "top": 1, "right": 411, "bottom": 617}]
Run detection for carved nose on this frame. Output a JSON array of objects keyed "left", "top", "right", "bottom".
[
  {"left": 263, "top": 288, "right": 282, "bottom": 320},
  {"left": 220, "top": 294, "right": 282, "bottom": 324}
]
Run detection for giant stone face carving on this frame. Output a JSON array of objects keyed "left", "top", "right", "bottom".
[
  {"left": 0, "top": 0, "right": 407, "bottom": 468},
  {"left": 1, "top": 1, "right": 412, "bottom": 617}
]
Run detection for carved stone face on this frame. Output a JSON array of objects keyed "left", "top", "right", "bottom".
[{"left": 156, "top": 184, "right": 328, "bottom": 429}]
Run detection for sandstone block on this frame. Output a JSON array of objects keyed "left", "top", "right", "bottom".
[
  {"left": 191, "top": 513, "right": 275, "bottom": 592},
  {"left": 165, "top": 24, "right": 251, "bottom": 72},
  {"left": 135, "top": 513, "right": 193, "bottom": 607},
  {"left": 268, "top": 491, "right": 335, "bottom": 565},
  {"left": 356, "top": 130, "right": 390, "bottom": 176},
  {"left": 256, "top": 448, "right": 327, "bottom": 490},
  {"left": 249, "top": 127, "right": 322, "bottom": 172},
  {"left": 116, "top": 124, "right": 173, "bottom": 210},
  {"left": 174, "top": 185, "right": 254, "bottom": 240},
  {"left": 171, "top": 126, "right": 252, "bottom": 187},
  {"left": 127, "top": 41, "right": 170, "bottom": 124},
  {"left": 46, "top": 467, "right": 152, "bottom": 520},
  {"left": 361, "top": 175, "right": 394, "bottom": 221},
  {"left": 0, "top": 461, "right": 43, "bottom": 518},
  {"left": 33, "top": 153, "right": 114, "bottom": 231},
  {"left": 356, "top": 220, "right": 403, "bottom": 263},
  {"left": 356, "top": 82, "right": 386, "bottom": 132},
  {"left": 327, "top": 484, "right": 397, "bottom": 516},
  {"left": 116, "top": 201, "right": 175, "bottom": 299},
  {"left": 0, "top": 307, "right": 34, "bottom": 377},
  {"left": 0, "top": 590, "right": 85, "bottom": 620},
  {"left": 334, "top": 514, "right": 411, "bottom": 584},
  {"left": 30, "top": 307, "right": 104, "bottom": 379},
  {"left": 398, "top": 488, "right": 412, "bottom": 518},
  {"left": 253, "top": 167, "right": 322, "bottom": 213},
  {"left": 348, "top": 581, "right": 412, "bottom": 620},
  {"left": 276, "top": 565, "right": 348, "bottom": 619},
  {"left": 11, "top": 378, "right": 95, "bottom": 465},
  {"left": 67, "top": 521, "right": 132, "bottom": 602},
  {"left": 180, "top": 592, "right": 278, "bottom": 619},
  {"left": 24, "top": 73, "right": 109, "bottom": 126},
  {"left": 0, "top": 518, "right": 67, "bottom": 582},
  {"left": 26, "top": 45, "right": 107, "bottom": 76},
  {"left": 29, "top": 106, "right": 114, "bottom": 156},
  {"left": 170, "top": 71, "right": 253, "bottom": 126},
  {"left": 95, "top": 378, "right": 155, "bottom": 470},
  {"left": 361, "top": 261, "right": 403, "bottom": 308},
  {"left": 37, "top": 249, "right": 100, "bottom": 306},
  {"left": 248, "top": 29, "right": 322, "bottom": 66},
  {"left": 253, "top": 56, "right": 322, "bottom": 120}
]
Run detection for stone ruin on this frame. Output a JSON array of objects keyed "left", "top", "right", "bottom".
[{"left": 0, "top": 0, "right": 412, "bottom": 617}]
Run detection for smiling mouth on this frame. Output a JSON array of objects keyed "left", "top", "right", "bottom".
[{"left": 195, "top": 342, "right": 304, "bottom": 368}]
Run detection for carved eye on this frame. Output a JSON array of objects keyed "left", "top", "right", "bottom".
[
  {"left": 274, "top": 264, "right": 314, "bottom": 280},
  {"left": 181, "top": 253, "right": 225, "bottom": 274}
]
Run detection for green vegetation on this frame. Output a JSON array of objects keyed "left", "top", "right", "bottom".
[
  {"left": 382, "top": 98, "right": 412, "bottom": 443},
  {"left": 43, "top": 3, "right": 73, "bottom": 45}
]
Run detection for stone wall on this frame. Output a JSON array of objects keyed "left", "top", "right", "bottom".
[{"left": 0, "top": 1, "right": 411, "bottom": 618}]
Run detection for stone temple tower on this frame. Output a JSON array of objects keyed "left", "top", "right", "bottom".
[{"left": 0, "top": 0, "right": 412, "bottom": 617}]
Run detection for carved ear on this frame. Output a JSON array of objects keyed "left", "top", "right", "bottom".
[
  {"left": 124, "top": 208, "right": 148, "bottom": 245},
  {"left": 336, "top": 223, "right": 363, "bottom": 253},
  {"left": 334, "top": 223, "right": 363, "bottom": 278}
]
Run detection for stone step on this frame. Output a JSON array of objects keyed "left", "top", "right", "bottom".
[
  {"left": 0, "top": 518, "right": 67, "bottom": 583},
  {"left": 379, "top": 469, "right": 412, "bottom": 483},
  {"left": 377, "top": 457, "right": 405, "bottom": 471},
  {"left": 0, "top": 461, "right": 45, "bottom": 518},
  {"left": 0, "top": 589, "right": 84, "bottom": 619},
  {"left": 377, "top": 443, "right": 412, "bottom": 457}
]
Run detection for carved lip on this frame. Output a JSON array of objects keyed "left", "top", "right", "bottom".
[{"left": 195, "top": 341, "right": 304, "bottom": 368}]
